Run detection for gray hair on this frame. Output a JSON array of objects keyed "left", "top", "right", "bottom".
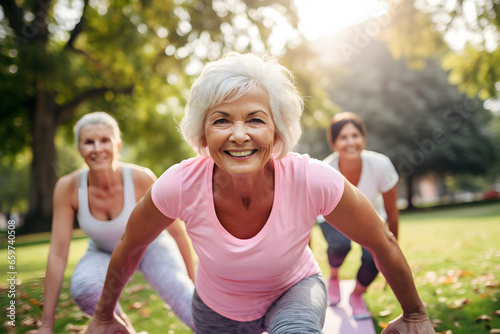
[
  {"left": 180, "top": 52, "right": 304, "bottom": 159},
  {"left": 73, "top": 112, "right": 121, "bottom": 146}
]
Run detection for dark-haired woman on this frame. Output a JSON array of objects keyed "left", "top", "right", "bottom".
[{"left": 318, "top": 112, "right": 399, "bottom": 320}]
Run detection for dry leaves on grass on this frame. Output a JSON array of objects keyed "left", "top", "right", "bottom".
[
  {"left": 125, "top": 283, "right": 150, "bottom": 294},
  {"left": 378, "top": 309, "right": 392, "bottom": 317},
  {"left": 65, "top": 323, "right": 88, "bottom": 334},
  {"left": 20, "top": 316, "right": 41, "bottom": 327},
  {"left": 477, "top": 315, "right": 493, "bottom": 322},
  {"left": 448, "top": 297, "right": 471, "bottom": 309}
]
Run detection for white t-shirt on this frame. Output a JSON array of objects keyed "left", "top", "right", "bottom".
[{"left": 320, "top": 150, "right": 398, "bottom": 221}]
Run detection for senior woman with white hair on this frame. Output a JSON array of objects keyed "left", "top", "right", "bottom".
[
  {"left": 86, "top": 52, "right": 434, "bottom": 334},
  {"left": 39, "top": 112, "right": 195, "bottom": 333}
]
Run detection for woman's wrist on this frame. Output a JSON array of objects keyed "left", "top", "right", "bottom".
[
  {"left": 402, "top": 308, "right": 429, "bottom": 322},
  {"left": 93, "top": 304, "right": 116, "bottom": 323},
  {"left": 40, "top": 315, "right": 54, "bottom": 328}
]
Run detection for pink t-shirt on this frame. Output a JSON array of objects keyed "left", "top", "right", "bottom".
[{"left": 151, "top": 152, "right": 345, "bottom": 321}]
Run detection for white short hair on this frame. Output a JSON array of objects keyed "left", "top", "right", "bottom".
[
  {"left": 73, "top": 112, "right": 121, "bottom": 146},
  {"left": 180, "top": 52, "right": 304, "bottom": 159}
]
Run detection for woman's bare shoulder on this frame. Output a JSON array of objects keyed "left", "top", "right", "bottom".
[
  {"left": 55, "top": 169, "right": 84, "bottom": 192},
  {"left": 123, "top": 163, "right": 157, "bottom": 199}
]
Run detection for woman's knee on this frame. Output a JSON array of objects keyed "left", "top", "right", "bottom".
[
  {"left": 70, "top": 278, "right": 103, "bottom": 315},
  {"left": 269, "top": 316, "right": 323, "bottom": 334},
  {"left": 70, "top": 254, "right": 110, "bottom": 315}
]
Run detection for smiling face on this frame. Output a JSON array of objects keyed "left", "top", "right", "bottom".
[
  {"left": 203, "top": 86, "right": 276, "bottom": 176},
  {"left": 77, "top": 123, "right": 122, "bottom": 171},
  {"left": 332, "top": 122, "right": 366, "bottom": 159}
]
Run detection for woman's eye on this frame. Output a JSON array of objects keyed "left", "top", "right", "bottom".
[
  {"left": 213, "top": 119, "right": 228, "bottom": 124},
  {"left": 250, "top": 118, "right": 264, "bottom": 123}
]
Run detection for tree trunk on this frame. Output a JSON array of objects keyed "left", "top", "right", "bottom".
[
  {"left": 23, "top": 88, "right": 58, "bottom": 233},
  {"left": 406, "top": 174, "right": 415, "bottom": 210}
]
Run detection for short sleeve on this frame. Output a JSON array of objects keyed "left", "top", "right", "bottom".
[
  {"left": 151, "top": 163, "right": 182, "bottom": 219},
  {"left": 306, "top": 158, "right": 345, "bottom": 217},
  {"left": 378, "top": 156, "right": 399, "bottom": 193}
]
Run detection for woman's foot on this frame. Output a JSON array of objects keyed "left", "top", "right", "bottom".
[
  {"left": 349, "top": 292, "right": 371, "bottom": 320},
  {"left": 328, "top": 277, "right": 341, "bottom": 305}
]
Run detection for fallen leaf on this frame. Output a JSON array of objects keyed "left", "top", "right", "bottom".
[
  {"left": 127, "top": 302, "right": 144, "bottom": 310},
  {"left": 65, "top": 323, "right": 88, "bottom": 333},
  {"left": 448, "top": 298, "right": 470, "bottom": 309},
  {"left": 490, "top": 329, "right": 500, "bottom": 334},
  {"left": 440, "top": 276, "right": 454, "bottom": 285},
  {"left": 493, "top": 310, "right": 500, "bottom": 316},
  {"left": 486, "top": 281, "right": 500, "bottom": 288},
  {"left": 28, "top": 298, "right": 38, "bottom": 305},
  {"left": 456, "top": 270, "right": 474, "bottom": 277},
  {"left": 139, "top": 308, "right": 152, "bottom": 317},
  {"left": 20, "top": 316, "right": 41, "bottom": 327},
  {"left": 378, "top": 322, "right": 388, "bottom": 329},
  {"left": 378, "top": 310, "right": 392, "bottom": 317},
  {"left": 125, "top": 284, "right": 149, "bottom": 294},
  {"left": 4, "top": 321, "right": 14, "bottom": 330},
  {"left": 19, "top": 304, "right": 32, "bottom": 313},
  {"left": 477, "top": 315, "right": 492, "bottom": 322}
]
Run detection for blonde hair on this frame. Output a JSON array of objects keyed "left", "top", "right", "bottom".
[{"left": 73, "top": 112, "right": 121, "bottom": 146}]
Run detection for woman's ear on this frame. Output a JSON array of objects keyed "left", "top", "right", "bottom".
[
  {"left": 77, "top": 143, "right": 83, "bottom": 156},
  {"left": 116, "top": 139, "right": 123, "bottom": 152}
]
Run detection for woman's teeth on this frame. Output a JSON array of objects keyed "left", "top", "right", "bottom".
[{"left": 228, "top": 150, "right": 254, "bottom": 157}]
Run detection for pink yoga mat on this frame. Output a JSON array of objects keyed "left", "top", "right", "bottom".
[{"left": 322, "top": 279, "right": 376, "bottom": 334}]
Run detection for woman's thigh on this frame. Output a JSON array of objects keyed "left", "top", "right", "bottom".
[
  {"left": 265, "top": 274, "right": 327, "bottom": 334},
  {"left": 70, "top": 248, "right": 117, "bottom": 315},
  {"left": 192, "top": 289, "right": 265, "bottom": 334}
]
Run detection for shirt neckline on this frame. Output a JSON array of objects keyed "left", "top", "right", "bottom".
[{"left": 206, "top": 158, "right": 280, "bottom": 244}]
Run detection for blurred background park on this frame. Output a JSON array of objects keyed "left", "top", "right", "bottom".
[{"left": 0, "top": 0, "right": 499, "bottom": 333}]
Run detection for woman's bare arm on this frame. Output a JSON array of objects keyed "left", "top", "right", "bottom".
[
  {"left": 324, "top": 179, "right": 432, "bottom": 330},
  {"left": 86, "top": 190, "right": 175, "bottom": 333}
]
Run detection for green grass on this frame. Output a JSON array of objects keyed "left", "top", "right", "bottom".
[
  {"left": 1, "top": 201, "right": 499, "bottom": 333},
  {"left": 311, "top": 201, "right": 500, "bottom": 334}
]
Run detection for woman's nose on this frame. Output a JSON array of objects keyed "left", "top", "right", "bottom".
[
  {"left": 93, "top": 141, "right": 102, "bottom": 152},
  {"left": 229, "top": 123, "right": 250, "bottom": 143}
]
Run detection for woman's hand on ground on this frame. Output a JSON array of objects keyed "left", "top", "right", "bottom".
[{"left": 381, "top": 313, "right": 435, "bottom": 334}]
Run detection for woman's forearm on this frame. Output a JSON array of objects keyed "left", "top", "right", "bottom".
[
  {"left": 41, "top": 253, "right": 68, "bottom": 328},
  {"left": 371, "top": 232, "right": 426, "bottom": 316},
  {"left": 93, "top": 240, "right": 148, "bottom": 320}
]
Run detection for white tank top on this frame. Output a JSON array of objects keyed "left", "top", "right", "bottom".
[{"left": 77, "top": 165, "right": 136, "bottom": 253}]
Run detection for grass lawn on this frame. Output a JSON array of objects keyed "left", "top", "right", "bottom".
[{"left": 1, "top": 201, "right": 499, "bottom": 333}]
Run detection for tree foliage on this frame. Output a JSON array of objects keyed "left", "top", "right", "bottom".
[
  {"left": 305, "top": 30, "right": 496, "bottom": 207},
  {"left": 380, "top": 0, "right": 500, "bottom": 99},
  {"left": 0, "top": 0, "right": 299, "bottom": 232}
]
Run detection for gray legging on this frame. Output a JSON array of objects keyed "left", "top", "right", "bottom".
[
  {"left": 70, "top": 231, "right": 195, "bottom": 329},
  {"left": 192, "top": 273, "right": 327, "bottom": 334},
  {"left": 320, "top": 222, "right": 379, "bottom": 287}
]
